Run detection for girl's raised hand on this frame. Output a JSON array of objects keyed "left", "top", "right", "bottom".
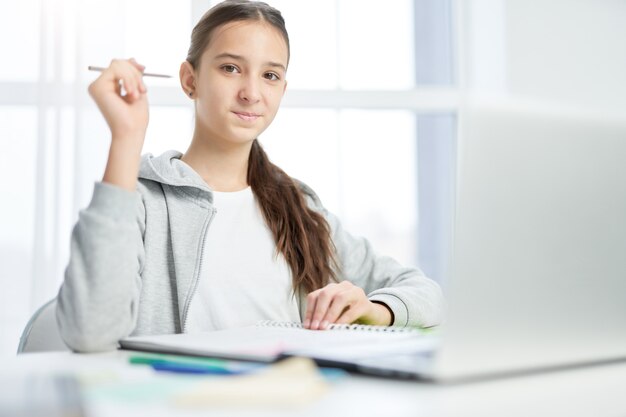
[
  {"left": 88, "top": 58, "right": 149, "bottom": 141},
  {"left": 303, "top": 281, "right": 393, "bottom": 330}
]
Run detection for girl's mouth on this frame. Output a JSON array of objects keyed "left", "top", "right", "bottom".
[{"left": 233, "top": 111, "right": 260, "bottom": 122}]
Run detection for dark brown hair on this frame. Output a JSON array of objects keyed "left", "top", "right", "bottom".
[{"left": 186, "top": 0, "right": 338, "bottom": 294}]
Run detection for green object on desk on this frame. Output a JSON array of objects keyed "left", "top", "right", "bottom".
[
  {"left": 129, "top": 353, "right": 264, "bottom": 375},
  {"left": 129, "top": 352, "right": 228, "bottom": 366}
]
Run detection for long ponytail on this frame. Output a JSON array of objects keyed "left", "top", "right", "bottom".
[{"left": 248, "top": 139, "right": 338, "bottom": 293}]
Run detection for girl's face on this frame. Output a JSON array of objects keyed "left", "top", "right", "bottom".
[{"left": 191, "top": 20, "right": 288, "bottom": 147}]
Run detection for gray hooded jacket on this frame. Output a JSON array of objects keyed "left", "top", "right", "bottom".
[{"left": 56, "top": 150, "right": 444, "bottom": 352}]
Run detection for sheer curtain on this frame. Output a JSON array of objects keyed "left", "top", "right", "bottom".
[{"left": 0, "top": 0, "right": 458, "bottom": 356}]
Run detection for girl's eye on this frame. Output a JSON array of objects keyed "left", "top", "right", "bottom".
[
  {"left": 264, "top": 72, "right": 280, "bottom": 81},
  {"left": 222, "top": 65, "right": 239, "bottom": 73}
]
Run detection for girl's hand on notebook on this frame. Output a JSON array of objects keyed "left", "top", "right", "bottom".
[{"left": 303, "top": 281, "right": 393, "bottom": 330}]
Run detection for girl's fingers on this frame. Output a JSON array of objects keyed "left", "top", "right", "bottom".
[
  {"left": 308, "top": 286, "right": 338, "bottom": 330},
  {"left": 303, "top": 290, "right": 320, "bottom": 328},
  {"left": 121, "top": 79, "right": 138, "bottom": 101},
  {"left": 334, "top": 303, "right": 366, "bottom": 325},
  {"left": 88, "top": 59, "right": 148, "bottom": 100},
  {"left": 319, "top": 291, "right": 353, "bottom": 329},
  {"left": 113, "top": 79, "right": 122, "bottom": 96},
  {"left": 303, "top": 281, "right": 371, "bottom": 329},
  {"left": 305, "top": 282, "right": 374, "bottom": 330},
  {"left": 128, "top": 57, "right": 145, "bottom": 71},
  {"left": 130, "top": 64, "right": 147, "bottom": 93},
  {"left": 123, "top": 70, "right": 146, "bottom": 100},
  {"left": 106, "top": 59, "right": 145, "bottom": 99},
  {"left": 310, "top": 293, "right": 332, "bottom": 330},
  {"left": 86, "top": 58, "right": 149, "bottom": 139},
  {"left": 128, "top": 58, "right": 147, "bottom": 93}
]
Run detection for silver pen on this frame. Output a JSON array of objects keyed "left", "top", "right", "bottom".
[{"left": 87, "top": 65, "right": 172, "bottom": 78}]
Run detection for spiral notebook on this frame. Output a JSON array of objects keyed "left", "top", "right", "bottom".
[{"left": 119, "top": 321, "right": 438, "bottom": 378}]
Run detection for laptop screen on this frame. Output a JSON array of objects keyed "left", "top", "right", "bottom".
[{"left": 435, "top": 102, "right": 626, "bottom": 381}]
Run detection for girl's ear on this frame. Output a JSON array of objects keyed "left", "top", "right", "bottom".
[{"left": 179, "top": 61, "right": 196, "bottom": 98}]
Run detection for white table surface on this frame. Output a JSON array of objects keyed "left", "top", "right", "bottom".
[{"left": 2, "top": 350, "right": 626, "bottom": 417}]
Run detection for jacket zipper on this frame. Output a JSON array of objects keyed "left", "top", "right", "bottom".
[{"left": 181, "top": 207, "right": 217, "bottom": 333}]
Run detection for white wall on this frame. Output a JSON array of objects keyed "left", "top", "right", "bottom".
[
  {"left": 462, "top": 0, "right": 626, "bottom": 111},
  {"left": 506, "top": 0, "right": 626, "bottom": 109}
]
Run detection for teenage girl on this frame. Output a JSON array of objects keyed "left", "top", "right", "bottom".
[{"left": 56, "top": 0, "right": 444, "bottom": 351}]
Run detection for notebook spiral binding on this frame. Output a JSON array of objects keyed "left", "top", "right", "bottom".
[{"left": 257, "top": 320, "right": 422, "bottom": 334}]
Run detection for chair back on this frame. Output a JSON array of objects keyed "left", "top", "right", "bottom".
[{"left": 18, "top": 298, "right": 69, "bottom": 353}]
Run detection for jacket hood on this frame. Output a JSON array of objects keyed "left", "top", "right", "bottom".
[
  {"left": 138, "top": 150, "right": 320, "bottom": 207},
  {"left": 138, "top": 150, "right": 212, "bottom": 193}
]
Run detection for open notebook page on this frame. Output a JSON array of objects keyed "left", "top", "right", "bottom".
[{"left": 119, "top": 322, "right": 436, "bottom": 364}]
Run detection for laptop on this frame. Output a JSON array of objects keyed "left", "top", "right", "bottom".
[{"left": 350, "top": 101, "right": 626, "bottom": 382}]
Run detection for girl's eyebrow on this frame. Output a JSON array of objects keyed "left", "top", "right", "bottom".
[{"left": 213, "top": 52, "right": 286, "bottom": 72}]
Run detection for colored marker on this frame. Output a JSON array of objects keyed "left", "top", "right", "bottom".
[
  {"left": 129, "top": 354, "right": 227, "bottom": 367},
  {"left": 129, "top": 354, "right": 262, "bottom": 375},
  {"left": 150, "top": 361, "right": 244, "bottom": 375}
]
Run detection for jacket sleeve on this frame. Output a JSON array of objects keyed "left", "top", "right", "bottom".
[
  {"left": 56, "top": 181, "right": 146, "bottom": 352},
  {"left": 300, "top": 183, "right": 445, "bottom": 328}
]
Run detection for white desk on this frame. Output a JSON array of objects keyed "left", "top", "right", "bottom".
[{"left": 2, "top": 351, "right": 626, "bottom": 417}]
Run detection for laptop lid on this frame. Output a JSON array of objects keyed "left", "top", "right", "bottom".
[{"left": 432, "top": 101, "right": 626, "bottom": 382}]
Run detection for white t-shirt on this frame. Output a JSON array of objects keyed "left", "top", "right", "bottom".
[{"left": 185, "top": 187, "right": 301, "bottom": 333}]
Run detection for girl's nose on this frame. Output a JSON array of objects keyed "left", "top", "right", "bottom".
[{"left": 238, "top": 78, "right": 261, "bottom": 103}]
